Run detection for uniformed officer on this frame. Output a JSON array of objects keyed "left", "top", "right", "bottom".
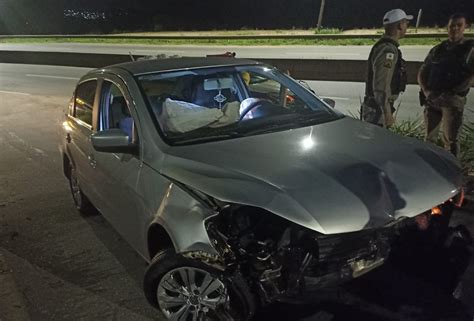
[
  {"left": 362, "top": 9, "right": 412, "bottom": 128},
  {"left": 418, "top": 13, "right": 473, "bottom": 157}
]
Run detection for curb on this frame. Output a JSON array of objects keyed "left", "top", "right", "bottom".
[{"left": 0, "top": 250, "right": 31, "bottom": 321}]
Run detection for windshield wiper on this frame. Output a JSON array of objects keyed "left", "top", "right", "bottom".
[
  {"left": 295, "top": 112, "right": 337, "bottom": 125},
  {"left": 172, "top": 131, "right": 243, "bottom": 145},
  {"left": 237, "top": 113, "right": 330, "bottom": 136},
  {"left": 237, "top": 121, "right": 300, "bottom": 136}
]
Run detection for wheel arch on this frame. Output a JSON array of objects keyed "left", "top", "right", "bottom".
[
  {"left": 146, "top": 182, "right": 221, "bottom": 260},
  {"left": 147, "top": 223, "right": 175, "bottom": 260}
]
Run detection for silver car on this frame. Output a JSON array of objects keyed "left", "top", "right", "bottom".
[{"left": 61, "top": 57, "right": 464, "bottom": 321}]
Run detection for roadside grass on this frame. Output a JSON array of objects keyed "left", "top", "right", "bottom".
[
  {"left": 0, "top": 37, "right": 445, "bottom": 46},
  {"left": 118, "top": 29, "right": 316, "bottom": 36},
  {"left": 391, "top": 119, "right": 474, "bottom": 174}
]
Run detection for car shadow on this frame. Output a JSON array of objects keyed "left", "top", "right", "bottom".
[
  {"left": 79, "top": 211, "right": 158, "bottom": 318},
  {"left": 80, "top": 212, "right": 146, "bottom": 287}
]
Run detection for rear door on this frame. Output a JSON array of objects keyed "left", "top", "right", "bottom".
[{"left": 65, "top": 79, "right": 99, "bottom": 203}]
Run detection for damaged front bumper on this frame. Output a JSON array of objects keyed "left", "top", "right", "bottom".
[
  {"left": 302, "top": 225, "right": 395, "bottom": 290},
  {"left": 195, "top": 198, "right": 460, "bottom": 305}
]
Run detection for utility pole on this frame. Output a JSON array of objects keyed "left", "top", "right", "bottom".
[
  {"left": 317, "top": 0, "right": 326, "bottom": 30},
  {"left": 415, "top": 9, "right": 423, "bottom": 33}
]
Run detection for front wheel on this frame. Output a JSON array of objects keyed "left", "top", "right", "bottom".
[{"left": 144, "top": 249, "right": 256, "bottom": 321}]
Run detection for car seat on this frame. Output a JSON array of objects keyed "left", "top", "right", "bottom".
[
  {"left": 119, "top": 117, "right": 133, "bottom": 142},
  {"left": 110, "top": 96, "right": 133, "bottom": 140}
]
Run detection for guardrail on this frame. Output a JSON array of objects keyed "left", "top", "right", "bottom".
[
  {"left": 0, "top": 33, "right": 472, "bottom": 40},
  {"left": 0, "top": 50, "right": 425, "bottom": 84}
]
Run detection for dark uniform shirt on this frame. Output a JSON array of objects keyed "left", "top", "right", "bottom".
[
  {"left": 420, "top": 38, "right": 474, "bottom": 156},
  {"left": 419, "top": 39, "right": 474, "bottom": 107}
]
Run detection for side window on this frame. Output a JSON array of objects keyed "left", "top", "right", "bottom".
[
  {"left": 99, "top": 81, "right": 135, "bottom": 142},
  {"left": 74, "top": 80, "right": 97, "bottom": 126}
]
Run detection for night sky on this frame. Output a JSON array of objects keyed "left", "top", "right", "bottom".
[{"left": 0, "top": 0, "right": 473, "bottom": 34}]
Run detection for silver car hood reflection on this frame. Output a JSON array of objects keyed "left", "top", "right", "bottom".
[{"left": 159, "top": 117, "right": 462, "bottom": 234}]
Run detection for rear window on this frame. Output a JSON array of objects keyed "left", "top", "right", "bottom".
[{"left": 74, "top": 80, "right": 97, "bottom": 126}]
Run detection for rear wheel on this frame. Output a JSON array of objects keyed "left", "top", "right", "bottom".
[
  {"left": 68, "top": 165, "right": 94, "bottom": 214},
  {"left": 144, "top": 249, "right": 255, "bottom": 321}
]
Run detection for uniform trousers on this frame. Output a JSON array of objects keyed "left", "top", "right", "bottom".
[{"left": 424, "top": 94, "right": 466, "bottom": 157}]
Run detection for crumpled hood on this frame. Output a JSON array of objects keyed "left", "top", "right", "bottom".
[{"left": 159, "top": 117, "right": 462, "bottom": 234}]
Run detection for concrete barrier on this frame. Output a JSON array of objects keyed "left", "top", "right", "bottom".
[
  {"left": 0, "top": 51, "right": 140, "bottom": 68},
  {"left": 0, "top": 50, "right": 424, "bottom": 84},
  {"left": 259, "top": 58, "right": 423, "bottom": 84}
]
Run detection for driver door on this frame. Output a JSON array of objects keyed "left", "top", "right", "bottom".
[{"left": 90, "top": 76, "right": 145, "bottom": 251}]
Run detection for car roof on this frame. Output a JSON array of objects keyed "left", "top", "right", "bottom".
[{"left": 102, "top": 57, "right": 263, "bottom": 76}]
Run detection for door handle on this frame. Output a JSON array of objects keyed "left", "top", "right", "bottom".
[
  {"left": 66, "top": 133, "right": 72, "bottom": 143},
  {"left": 88, "top": 154, "right": 97, "bottom": 168}
]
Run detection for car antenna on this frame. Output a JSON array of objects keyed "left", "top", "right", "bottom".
[{"left": 129, "top": 52, "right": 135, "bottom": 62}]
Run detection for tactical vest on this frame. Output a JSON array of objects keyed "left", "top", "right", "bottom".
[
  {"left": 365, "top": 38, "right": 407, "bottom": 97},
  {"left": 423, "top": 39, "right": 473, "bottom": 95}
]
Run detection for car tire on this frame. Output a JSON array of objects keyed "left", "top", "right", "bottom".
[
  {"left": 68, "top": 165, "right": 94, "bottom": 214},
  {"left": 144, "top": 249, "right": 256, "bottom": 321}
]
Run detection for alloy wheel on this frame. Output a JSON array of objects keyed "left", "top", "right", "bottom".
[{"left": 157, "top": 267, "right": 228, "bottom": 321}]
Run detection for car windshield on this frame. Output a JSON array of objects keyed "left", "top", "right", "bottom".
[{"left": 137, "top": 65, "right": 343, "bottom": 145}]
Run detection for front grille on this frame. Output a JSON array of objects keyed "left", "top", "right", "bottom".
[{"left": 305, "top": 226, "right": 396, "bottom": 277}]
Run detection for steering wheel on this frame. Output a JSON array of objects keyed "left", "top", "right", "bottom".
[{"left": 239, "top": 100, "right": 264, "bottom": 121}]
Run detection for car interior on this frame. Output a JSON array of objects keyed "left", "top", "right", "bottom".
[{"left": 109, "top": 96, "right": 133, "bottom": 141}]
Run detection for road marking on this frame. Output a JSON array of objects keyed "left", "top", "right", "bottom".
[
  {"left": 0, "top": 90, "right": 31, "bottom": 96},
  {"left": 34, "top": 148, "right": 47, "bottom": 156},
  {"left": 7, "top": 132, "right": 49, "bottom": 159},
  {"left": 8, "top": 132, "right": 26, "bottom": 144},
  {"left": 26, "top": 74, "right": 79, "bottom": 80}
]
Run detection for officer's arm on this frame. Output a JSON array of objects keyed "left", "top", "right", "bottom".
[
  {"left": 466, "top": 45, "right": 474, "bottom": 87},
  {"left": 418, "top": 48, "right": 435, "bottom": 96},
  {"left": 372, "top": 46, "right": 398, "bottom": 117},
  {"left": 451, "top": 74, "right": 473, "bottom": 94},
  {"left": 417, "top": 66, "right": 428, "bottom": 95},
  {"left": 451, "top": 45, "right": 474, "bottom": 93},
  {"left": 466, "top": 46, "right": 474, "bottom": 72}
]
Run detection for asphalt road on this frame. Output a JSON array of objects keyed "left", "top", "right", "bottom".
[
  {"left": 0, "top": 62, "right": 473, "bottom": 321},
  {"left": 0, "top": 43, "right": 433, "bottom": 61}
]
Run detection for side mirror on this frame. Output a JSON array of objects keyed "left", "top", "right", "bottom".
[
  {"left": 91, "top": 129, "right": 137, "bottom": 154},
  {"left": 322, "top": 97, "right": 336, "bottom": 108}
]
